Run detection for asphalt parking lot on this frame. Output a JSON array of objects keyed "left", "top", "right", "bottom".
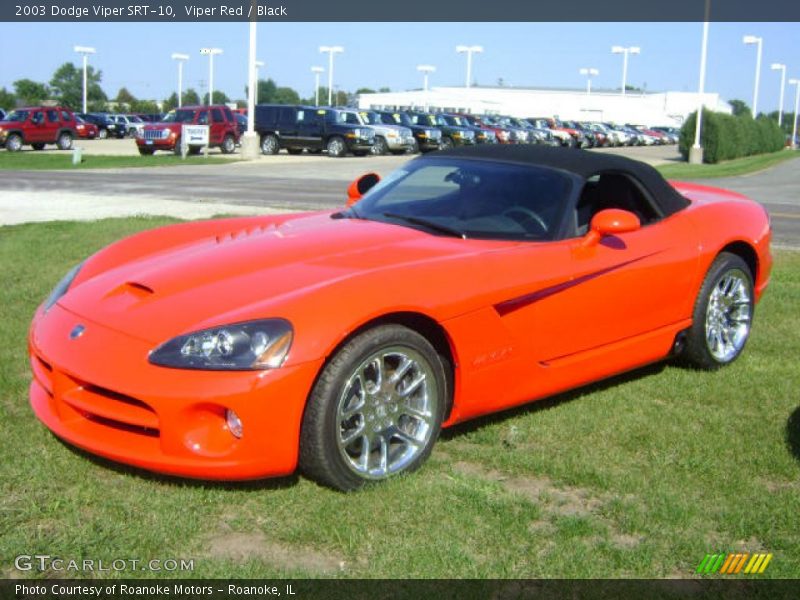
[{"left": 1, "top": 145, "right": 798, "bottom": 246}]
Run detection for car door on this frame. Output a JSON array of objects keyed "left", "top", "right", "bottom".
[
  {"left": 210, "top": 108, "right": 226, "bottom": 145},
  {"left": 296, "top": 108, "right": 323, "bottom": 149}
]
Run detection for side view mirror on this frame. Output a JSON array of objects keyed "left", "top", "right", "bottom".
[
  {"left": 582, "top": 208, "right": 640, "bottom": 247},
  {"left": 346, "top": 172, "right": 380, "bottom": 207}
]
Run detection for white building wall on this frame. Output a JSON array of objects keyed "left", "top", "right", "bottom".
[{"left": 357, "top": 87, "right": 732, "bottom": 126}]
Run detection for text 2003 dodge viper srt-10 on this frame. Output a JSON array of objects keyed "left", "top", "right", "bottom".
[{"left": 29, "top": 146, "right": 771, "bottom": 490}]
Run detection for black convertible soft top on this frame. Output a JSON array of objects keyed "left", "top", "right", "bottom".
[{"left": 431, "top": 144, "right": 690, "bottom": 217}]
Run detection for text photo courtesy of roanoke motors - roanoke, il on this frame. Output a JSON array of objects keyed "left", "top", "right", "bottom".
[{"left": 1, "top": 1, "right": 799, "bottom": 599}]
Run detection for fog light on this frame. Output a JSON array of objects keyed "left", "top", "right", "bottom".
[{"left": 225, "top": 409, "right": 243, "bottom": 439}]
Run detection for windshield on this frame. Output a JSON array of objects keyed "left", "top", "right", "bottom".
[
  {"left": 352, "top": 158, "right": 572, "bottom": 241},
  {"left": 129, "top": 116, "right": 144, "bottom": 123},
  {"left": 162, "top": 109, "right": 196, "bottom": 123},
  {"left": 4, "top": 110, "right": 29, "bottom": 122}
]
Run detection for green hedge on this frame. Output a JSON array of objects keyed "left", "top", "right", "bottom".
[{"left": 679, "top": 109, "right": 785, "bottom": 163}]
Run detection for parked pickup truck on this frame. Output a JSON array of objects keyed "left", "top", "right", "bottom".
[
  {"left": 135, "top": 105, "right": 240, "bottom": 155},
  {"left": 255, "top": 104, "right": 374, "bottom": 157},
  {"left": 0, "top": 106, "right": 77, "bottom": 152}
]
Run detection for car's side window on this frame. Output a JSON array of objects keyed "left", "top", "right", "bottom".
[
  {"left": 212, "top": 108, "right": 225, "bottom": 123},
  {"left": 574, "top": 171, "right": 660, "bottom": 236},
  {"left": 197, "top": 111, "right": 209, "bottom": 125},
  {"left": 60, "top": 111, "right": 73, "bottom": 122},
  {"left": 47, "top": 110, "right": 59, "bottom": 123},
  {"left": 32, "top": 111, "right": 44, "bottom": 123}
]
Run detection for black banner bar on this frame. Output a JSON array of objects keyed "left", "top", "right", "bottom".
[
  {"left": 4, "top": 579, "right": 800, "bottom": 600},
  {"left": 3, "top": 0, "right": 800, "bottom": 22}
]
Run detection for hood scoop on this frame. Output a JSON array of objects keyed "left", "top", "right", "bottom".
[
  {"left": 104, "top": 281, "right": 155, "bottom": 300},
  {"left": 215, "top": 223, "right": 278, "bottom": 244}
]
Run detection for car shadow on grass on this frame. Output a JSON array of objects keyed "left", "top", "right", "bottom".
[
  {"left": 786, "top": 405, "right": 800, "bottom": 463},
  {"left": 56, "top": 440, "right": 300, "bottom": 492},
  {"left": 440, "top": 361, "right": 668, "bottom": 441}
]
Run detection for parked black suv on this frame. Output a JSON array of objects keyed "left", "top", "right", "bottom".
[
  {"left": 407, "top": 112, "right": 476, "bottom": 150},
  {"left": 375, "top": 111, "right": 442, "bottom": 153},
  {"left": 255, "top": 104, "right": 374, "bottom": 157},
  {"left": 77, "top": 113, "right": 124, "bottom": 139}
]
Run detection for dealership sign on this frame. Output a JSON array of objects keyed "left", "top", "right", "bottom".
[{"left": 182, "top": 125, "right": 209, "bottom": 146}]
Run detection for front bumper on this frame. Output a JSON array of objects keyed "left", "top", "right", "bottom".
[{"left": 29, "top": 304, "right": 323, "bottom": 480}]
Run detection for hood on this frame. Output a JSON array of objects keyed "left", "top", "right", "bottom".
[
  {"left": 145, "top": 122, "right": 182, "bottom": 131},
  {"left": 59, "top": 213, "right": 490, "bottom": 344}
]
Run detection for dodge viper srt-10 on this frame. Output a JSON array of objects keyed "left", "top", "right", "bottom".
[{"left": 29, "top": 145, "right": 771, "bottom": 490}]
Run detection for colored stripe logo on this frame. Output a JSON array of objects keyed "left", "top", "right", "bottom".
[{"left": 696, "top": 552, "right": 772, "bottom": 575}]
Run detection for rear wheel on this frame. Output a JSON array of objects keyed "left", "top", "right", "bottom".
[
  {"left": 260, "top": 134, "right": 280, "bottom": 155},
  {"left": 681, "top": 252, "right": 754, "bottom": 370},
  {"left": 98, "top": 128, "right": 108, "bottom": 140},
  {"left": 440, "top": 136, "right": 454, "bottom": 150},
  {"left": 5, "top": 134, "right": 23, "bottom": 152},
  {"left": 56, "top": 132, "right": 73, "bottom": 151},
  {"left": 220, "top": 134, "right": 235, "bottom": 154},
  {"left": 299, "top": 325, "right": 447, "bottom": 491},
  {"left": 326, "top": 136, "right": 346, "bottom": 158}
]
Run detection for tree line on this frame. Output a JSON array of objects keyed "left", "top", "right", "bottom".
[{"left": 0, "top": 61, "right": 391, "bottom": 114}]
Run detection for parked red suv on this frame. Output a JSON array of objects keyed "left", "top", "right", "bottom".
[
  {"left": 0, "top": 106, "right": 78, "bottom": 152},
  {"left": 136, "top": 105, "right": 240, "bottom": 155}
]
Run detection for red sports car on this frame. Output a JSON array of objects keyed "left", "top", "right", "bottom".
[{"left": 29, "top": 146, "right": 771, "bottom": 491}]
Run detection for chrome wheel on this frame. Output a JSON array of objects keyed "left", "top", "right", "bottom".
[
  {"left": 704, "top": 269, "right": 752, "bottom": 363},
  {"left": 6, "top": 134, "right": 23, "bottom": 152},
  {"left": 327, "top": 137, "right": 345, "bottom": 157},
  {"left": 336, "top": 347, "right": 438, "bottom": 480},
  {"left": 260, "top": 134, "right": 279, "bottom": 155}
]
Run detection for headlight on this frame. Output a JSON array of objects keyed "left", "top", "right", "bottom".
[
  {"left": 149, "top": 319, "right": 293, "bottom": 371},
  {"left": 44, "top": 262, "right": 84, "bottom": 312},
  {"left": 135, "top": 129, "right": 144, "bottom": 138}
]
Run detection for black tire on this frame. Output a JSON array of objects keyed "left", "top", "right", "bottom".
[
  {"left": 260, "top": 134, "right": 280, "bottom": 155},
  {"left": 680, "top": 252, "right": 754, "bottom": 370},
  {"left": 98, "top": 128, "right": 108, "bottom": 140},
  {"left": 5, "top": 134, "right": 23, "bottom": 152},
  {"left": 326, "top": 136, "right": 346, "bottom": 158},
  {"left": 371, "top": 136, "right": 388, "bottom": 156},
  {"left": 299, "top": 324, "right": 448, "bottom": 491},
  {"left": 138, "top": 147, "right": 155, "bottom": 156},
  {"left": 32, "top": 143, "right": 45, "bottom": 151},
  {"left": 220, "top": 134, "right": 235, "bottom": 154},
  {"left": 440, "top": 137, "right": 454, "bottom": 150},
  {"left": 56, "top": 132, "right": 73, "bottom": 151},
  {"left": 286, "top": 148, "right": 303, "bottom": 155}
]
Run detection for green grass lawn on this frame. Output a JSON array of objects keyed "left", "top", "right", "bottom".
[
  {"left": 1, "top": 218, "right": 798, "bottom": 579},
  {"left": 657, "top": 150, "right": 799, "bottom": 179},
  {"left": 0, "top": 153, "right": 237, "bottom": 170}
]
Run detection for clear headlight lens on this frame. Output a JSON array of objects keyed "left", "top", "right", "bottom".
[
  {"left": 44, "top": 262, "right": 84, "bottom": 312},
  {"left": 149, "top": 319, "right": 293, "bottom": 371}
]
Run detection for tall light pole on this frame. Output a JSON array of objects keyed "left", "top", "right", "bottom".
[
  {"left": 611, "top": 46, "right": 640, "bottom": 96},
  {"left": 790, "top": 78, "right": 800, "bottom": 150},
  {"left": 311, "top": 66, "right": 324, "bottom": 106},
  {"left": 319, "top": 46, "right": 343, "bottom": 106},
  {"left": 456, "top": 45, "right": 483, "bottom": 88},
  {"left": 171, "top": 53, "right": 189, "bottom": 108},
  {"left": 743, "top": 35, "right": 763, "bottom": 116},
  {"left": 771, "top": 63, "right": 787, "bottom": 125},
  {"left": 417, "top": 64, "right": 436, "bottom": 110},
  {"left": 690, "top": 0, "right": 711, "bottom": 164},
  {"left": 73, "top": 46, "right": 96, "bottom": 114},
  {"left": 200, "top": 47, "right": 223, "bottom": 105},
  {"left": 254, "top": 60, "right": 265, "bottom": 104},
  {"left": 579, "top": 68, "right": 599, "bottom": 97}
]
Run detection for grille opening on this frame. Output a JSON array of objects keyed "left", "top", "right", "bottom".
[
  {"left": 82, "top": 411, "right": 160, "bottom": 438},
  {"left": 80, "top": 383, "right": 156, "bottom": 414}
]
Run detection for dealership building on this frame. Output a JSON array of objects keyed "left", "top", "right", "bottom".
[{"left": 357, "top": 86, "right": 732, "bottom": 126}]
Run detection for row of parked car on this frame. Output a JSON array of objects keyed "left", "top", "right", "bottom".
[{"left": 0, "top": 103, "right": 680, "bottom": 155}]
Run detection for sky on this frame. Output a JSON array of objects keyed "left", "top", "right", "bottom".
[{"left": 1, "top": 21, "right": 799, "bottom": 112}]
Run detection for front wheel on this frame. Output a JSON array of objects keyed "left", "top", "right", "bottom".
[
  {"left": 371, "top": 136, "right": 388, "bottom": 156},
  {"left": 5, "top": 134, "right": 23, "bottom": 152},
  {"left": 98, "top": 128, "right": 108, "bottom": 140},
  {"left": 56, "top": 132, "right": 73, "bottom": 151},
  {"left": 680, "top": 252, "right": 754, "bottom": 370},
  {"left": 220, "top": 134, "right": 236, "bottom": 154},
  {"left": 299, "top": 325, "right": 448, "bottom": 491},
  {"left": 326, "top": 136, "right": 346, "bottom": 158},
  {"left": 439, "top": 137, "right": 454, "bottom": 150},
  {"left": 260, "top": 134, "right": 280, "bottom": 155}
]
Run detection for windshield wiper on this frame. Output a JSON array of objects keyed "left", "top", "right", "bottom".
[{"left": 381, "top": 212, "right": 466, "bottom": 239}]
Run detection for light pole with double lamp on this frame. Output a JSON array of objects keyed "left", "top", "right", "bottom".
[
  {"left": 579, "top": 68, "right": 599, "bottom": 97},
  {"left": 417, "top": 64, "right": 436, "bottom": 110},
  {"left": 456, "top": 45, "right": 483, "bottom": 88},
  {"left": 770, "top": 63, "right": 787, "bottom": 126},
  {"left": 743, "top": 35, "right": 763, "bottom": 116},
  {"left": 73, "top": 46, "right": 96, "bottom": 114},
  {"left": 319, "top": 46, "right": 343, "bottom": 106},
  {"left": 611, "top": 46, "right": 639, "bottom": 96},
  {"left": 200, "top": 47, "right": 223, "bottom": 105},
  {"left": 790, "top": 78, "right": 800, "bottom": 150},
  {"left": 171, "top": 53, "right": 189, "bottom": 108},
  {"left": 311, "top": 66, "right": 324, "bottom": 106}
]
